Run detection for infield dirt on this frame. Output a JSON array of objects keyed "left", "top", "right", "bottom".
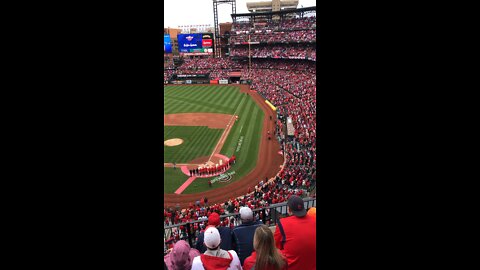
[{"left": 164, "top": 85, "right": 283, "bottom": 208}]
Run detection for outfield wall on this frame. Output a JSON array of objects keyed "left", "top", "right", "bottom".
[{"left": 166, "top": 79, "right": 250, "bottom": 85}]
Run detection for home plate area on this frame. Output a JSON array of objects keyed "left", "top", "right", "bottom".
[
  {"left": 180, "top": 153, "right": 231, "bottom": 178},
  {"left": 174, "top": 154, "right": 234, "bottom": 194}
]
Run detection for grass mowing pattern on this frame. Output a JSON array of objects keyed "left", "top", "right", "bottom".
[
  {"left": 164, "top": 126, "right": 223, "bottom": 163},
  {"left": 182, "top": 96, "right": 264, "bottom": 194},
  {"left": 164, "top": 85, "right": 263, "bottom": 194},
  {"left": 164, "top": 85, "right": 245, "bottom": 114},
  {"left": 164, "top": 167, "right": 190, "bottom": 194}
]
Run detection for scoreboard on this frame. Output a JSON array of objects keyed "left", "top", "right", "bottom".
[{"left": 177, "top": 33, "right": 214, "bottom": 56}]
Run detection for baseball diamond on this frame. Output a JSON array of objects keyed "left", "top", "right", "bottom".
[
  {"left": 163, "top": 84, "right": 283, "bottom": 207},
  {"left": 164, "top": 3, "right": 317, "bottom": 265}
]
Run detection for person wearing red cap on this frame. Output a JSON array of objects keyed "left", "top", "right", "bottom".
[
  {"left": 274, "top": 195, "right": 316, "bottom": 270},
  {"left": 195, "top": 212, "right": 233, "bottom": 253}
]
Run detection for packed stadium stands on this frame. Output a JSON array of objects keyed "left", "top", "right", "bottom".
[
  {"left": 231, "top": 17, "right": 316, "bottom": 32},
  {"left": 230, "top": 29, "right": 316, "bottom": 44},
  {"left": 230, "top": 44, "right": 316, "bottom": 61},
  {"left": 164, "top": 13, "right": 317, "bottom": 258}
]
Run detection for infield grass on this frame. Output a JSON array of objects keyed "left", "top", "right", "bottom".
[
  {"left": 164, "top": 85, "right": 264, "bottom": 194},
  {"left": 164, "top": 126, "right": 223, "bottom": 163}
]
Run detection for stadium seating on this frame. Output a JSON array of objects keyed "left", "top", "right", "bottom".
[
  {"left": 230, "top": 44, "right": 316, "bottom": 61},
  {"left": 231, "top": 17, "right": 316, "bottom": 32},
  {"left": 230, "top": 29, "right": 316, "bottom": 44},
  {"left": 164, "top": 16, "right": 317, "bottom": 249}
]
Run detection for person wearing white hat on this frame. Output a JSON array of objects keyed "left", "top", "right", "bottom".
[
  {"left": 232, "top": 207, "right": 263, "bottom": 265},
  {"left": 191, "top": 227, "right": 242, "bottom": 270}
]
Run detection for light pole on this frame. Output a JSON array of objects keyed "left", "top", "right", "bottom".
[{"left": 248, "top": 34, "right": 251, "bottom": 72}]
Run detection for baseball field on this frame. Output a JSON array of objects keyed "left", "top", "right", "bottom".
[
  {"left": 164, "top": 84, "right": 284, "bottom": 207},
  {"left": 164, "top": 85, "right": 263, "bottom": 192}
]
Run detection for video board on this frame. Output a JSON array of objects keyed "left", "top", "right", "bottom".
[
  {"left": 177, "top": 33, "right": 214, "bottom": 55},
  {"left": 164, "top": 34, "right": 172, "bottom": 54}
]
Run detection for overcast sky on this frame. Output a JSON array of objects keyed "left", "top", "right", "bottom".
[{"left": 164, "top": 0, "right": 316, "bottom": 28}]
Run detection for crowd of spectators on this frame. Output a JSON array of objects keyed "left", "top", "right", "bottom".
[
  {"left": 247, "top": 60, "right": 316, "bottom": 71},
  {"left": 232, "top": 17, "right": 316, "bottom": 33},
  {"left": 230, "top": 44, "right": 316, "bottom": 61},
  {"left": 164, "top": 56, "right": 316, "bottom": 224},
  {"left": 164, "top": 69, "right": 175, "bottom": 82},
  {"left": 230, "top": 29, "right": 316, "bottom": 44},
  {"left": 164, "top": 197, "right": 316, "bottom": 269},
  {"left": 163, "top": 17, "right": 317, "bottom": 269},
  {"left": 174, "top": 58, "right": 243, "bottom": 80},
  {"left": 179, "top": 58, "right": 242, "bottom": 70},
  {"left": 164, "top": 16, "right": 317, "bottom": 258},
  {"left": 164, "top": 175, "right": 313, "bottom": 228}
]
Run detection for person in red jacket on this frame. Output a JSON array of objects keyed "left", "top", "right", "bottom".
[
  {"left": 243, "top": 225, "right": 287, "bottom": 270},
  {"left": 274, "top": 195, "right": 316, "bottom": 270}
]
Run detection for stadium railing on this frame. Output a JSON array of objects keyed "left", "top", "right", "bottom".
[{"left": 163, "top": 197, "right": 316, "bottom": 253}]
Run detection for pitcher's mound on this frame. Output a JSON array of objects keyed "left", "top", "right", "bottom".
[{"left": 164, "top": 138, "right": 183, "bottom": 147}]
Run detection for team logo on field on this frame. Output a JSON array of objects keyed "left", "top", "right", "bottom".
[{"left": 211, "top": 171, "right": 236, "bottom": 184}]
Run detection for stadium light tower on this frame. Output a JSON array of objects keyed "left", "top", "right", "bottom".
[{"left": 212, "top": 0, "right": 236, "bottom": 58}]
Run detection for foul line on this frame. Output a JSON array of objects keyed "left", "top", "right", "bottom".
[
  {"left": 207, "top": 94, "right": 247, "bottom": 164},
  {"left": 174, "top": 176, "right": 197, "bottom": 194}
]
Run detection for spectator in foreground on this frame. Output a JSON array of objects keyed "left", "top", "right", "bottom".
[
  {"left": 274, "top": 195, "right": 316, "bottom": 270},
  {"left": 163, "top": 240, "right": 200, "bottom": 270},
  {"left": 307, "top": 207, "right": 316, "bottom": 217},
  {"left": 232, "top": 207, "right": 264, "bottom": 265},
  {"left": 196, "top": 212, "right": 233, "bottom": 253},
  {"left": 191, "top": 227, "right": 242, "bottom": 270},
  {"left": 243, "top": 224, "right": 287, "bottom": 270}
]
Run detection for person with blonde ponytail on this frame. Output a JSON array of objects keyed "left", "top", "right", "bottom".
[{"left": 243, "top": 225, "right": 287, "bottom": 270}]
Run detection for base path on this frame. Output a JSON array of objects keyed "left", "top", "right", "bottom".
[
  {"left": 164, "top": 113, "right": 236, "bottom": 167},
  {"left": 164, "top": 85, "right": 284, "bottom": 208},
  {"left": 164, "top": 113, "right": 232, "bottom": 129},
  {"left": 174, "top": 176, "right": 197, "bottom": 194}
]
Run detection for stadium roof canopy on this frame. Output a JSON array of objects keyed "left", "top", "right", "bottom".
[{"left": 246, "top": 0, "right": 299, "bottom": 13}]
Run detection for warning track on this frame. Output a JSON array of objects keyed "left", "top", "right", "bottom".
[{"left": 164, "top": 85, "right": 283, "bottom": 208}]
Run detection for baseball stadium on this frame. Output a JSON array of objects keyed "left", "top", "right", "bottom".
[{"left": 164, "top": 1, "right": 317, "bottom": 269}]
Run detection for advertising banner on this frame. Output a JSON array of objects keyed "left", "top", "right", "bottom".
[
  {"left": 176, "top": 74, "right": 209, "bottom": 79},
  {"left": 164, "top": 34, "right": 172, "bottom": 54},
  {"left": 210, "top": 80, "right": 218, "bottom": 84},
  {"left": 219, "top": 79, "right": 229, "bottom": 84}
]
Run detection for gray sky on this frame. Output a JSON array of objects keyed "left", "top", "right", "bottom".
[{"left": 164, "top": 0, "right": 317, "bottom": 28}]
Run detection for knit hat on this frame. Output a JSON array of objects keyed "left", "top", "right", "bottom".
[
  {"left": 239, "top": 207, "right": 253, "bottom": 222},
  {"left": 204, "top": 227, "right": 221, "bottom": 249},
  {"left": 208, "top": 212, "right": 221, "bottom": 226}
]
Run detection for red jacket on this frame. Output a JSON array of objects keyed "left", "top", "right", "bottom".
[
  {"left": 243, "top": 251, "right": 287, "bottom": 270},
  {"left": 274, "top": 215, "right": 316, "bottom": 270}
]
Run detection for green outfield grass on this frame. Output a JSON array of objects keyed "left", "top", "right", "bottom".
[
  {"left": 164, "top": 126, "right": 223, "bottom": 163},
  {"left": 164, "top": 85, "right": 264, "bottom": 194},
  {"left": 164, "top": 85, "right": 245, "bottom": 114},
  {"left": 163, "top": 167, "right": 189, "bottom": 193}
]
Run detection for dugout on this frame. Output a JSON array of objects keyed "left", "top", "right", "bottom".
[{"left": 228, "top": 70, "right": 242, "bottom": 83}]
